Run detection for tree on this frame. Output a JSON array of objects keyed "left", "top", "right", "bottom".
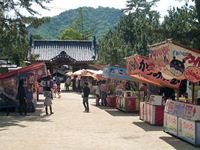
[
  {"left": 0, "top": 0, "right": 50, "bottom": 66},
  {"left": 98, "top": 0, "right": 161, "bottom": 65},
  {"left": 60, "top": 28, "right": 83, "bottom": 40},
  {"left": 161, "top": 4, "right": 200, "bottom": 49},
  {"left": 176, "top": 0, "right": 200, "bottom": 23},
  {"left": 71, "top": 7, "right": 93, "bottom": 40}
]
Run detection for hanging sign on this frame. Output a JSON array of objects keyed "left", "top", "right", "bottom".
[{"left": 149, "top": 41, "right": 200, "bottom": 82}]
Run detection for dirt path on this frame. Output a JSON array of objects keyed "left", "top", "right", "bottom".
[{"left": 0, "top": 91, "right": 198, "bottom": 150}]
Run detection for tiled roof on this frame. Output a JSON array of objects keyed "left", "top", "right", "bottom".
[{"left": 30, "top": 39, "right": 97, "bottom": 62}]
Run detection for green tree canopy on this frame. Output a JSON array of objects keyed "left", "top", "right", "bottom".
[
  {"left": 0, "top": 0, "right": 50, "bottom": 66},
  {"left": 60, "top": 28, "right": 83, "bottom": 40},
  {"left": 98, "top": 0, "right": 161, "bottom": 65}
]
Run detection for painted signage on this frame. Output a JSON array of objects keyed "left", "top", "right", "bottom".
[
  {"left": 127, "top": 55, "right": 181, "bottom": 89},
  {"left": 164, "top": 113, "right": 178, "bottom": 136},
  {"left": 178, "top": 118, "right": 196, "bottom": 144},
  {"left": 103, "top": 66, "right": 132, "bottom": 80},
  {"left": 173, "top": 102, "right": 185, "bottom": 117},
  {"left": 149, "top": 41, "right": 200, "bottom": 82},
  {"left": 165, "top": 100, "right": 175, "bottom": 114}
]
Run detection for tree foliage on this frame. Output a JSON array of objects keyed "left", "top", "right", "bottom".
[
  {"left": 98, "top": 0, "right": 161, "bottom": 65},
  {"left": 98, "top": 0, "right": 200, "bottom": 65},
  {"left": 29, "top": 7, "right": 124, "bottom": 39},
  {"left": 0, "top": 0, "right": 50, "bottom": 66},
  {"left": 161, "top": 5, "right": 200, "bottom": 49},
  {"left": 60, "top": 28, "right": 83, "bottom": 40}
]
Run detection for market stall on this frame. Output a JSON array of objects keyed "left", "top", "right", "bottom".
[
  {"left": 103, "top": 65, "right": 142, "bottom": 112},
  {"left": 0, "top": 63, "right": 47, "bottom": 113},
  {"left": 140, "top": 95, "right": 164, "bottom": 125},
  {"left": 149, "top": 40, "right": 200, "bottom": 145},
  {"left": 164, "top": 100, "right": 200, "bottom": 145},
  {"left": 127, "top": 55, "right": 176, "bottom": 125}
]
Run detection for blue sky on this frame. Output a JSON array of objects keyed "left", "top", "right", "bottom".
[{"left": 32, "top": 0, "right": 193, "bottom": 18}]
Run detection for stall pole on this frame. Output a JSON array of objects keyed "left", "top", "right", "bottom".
[
  {"left": 192, "top": 83, "right": 195, "bottom": 104},
  {"left": 176, "top": 89, "right": 179, "bottom": 101}
]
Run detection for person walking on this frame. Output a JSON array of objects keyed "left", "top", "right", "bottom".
[
  {"left": 65, "top": 77, "right": 71, "bottom": 91},
  {"left": 56, "top": 77, "right": 61, "bottom": 98},
  {"left": 16, "top": 79, "right": 27, "bottom": 116},
  {"left": 82, "top": 82, "right": 90, "bottom": 112},
  {"left": 94, "top": 81, "right": 100, "bottom": 106},
  {"left": 42, "top": 75, "right": 54, "bottom": 115}
]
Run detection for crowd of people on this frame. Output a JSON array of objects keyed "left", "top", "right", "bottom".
[{"left": 15, "top": 71, "right": 178, "bottom": 116}]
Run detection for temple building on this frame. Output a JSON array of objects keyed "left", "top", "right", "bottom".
[{"left": 28, "top": 37, "right": 98, "bottom": 72}]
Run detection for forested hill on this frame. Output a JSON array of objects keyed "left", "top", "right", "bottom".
[{"left": 28, "top": 7, "right": 124, "bottom": 39}]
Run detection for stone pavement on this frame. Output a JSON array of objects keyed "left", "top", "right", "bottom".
[{"left": 0, "top": 91, "right": 199, "bottom": 150}]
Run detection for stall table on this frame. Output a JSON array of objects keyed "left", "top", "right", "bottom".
[
  {"left": 164, "top": 100, "right": 200, "bottom": 146},
  {"left": 106, "top": 95, "right": 117, "bottom": 108},
  {"left": 116, "top": 91, "right": 140, "bottom": 112},
  {"left": 140, "top": 95, "right": 164, "bottom": 125}
]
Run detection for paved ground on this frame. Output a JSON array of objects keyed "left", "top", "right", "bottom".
[{"left": 0, "top": 90, "right": 199, "bottom": 150}]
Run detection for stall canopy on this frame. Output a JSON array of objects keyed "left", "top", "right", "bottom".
[
  {"left": 72, "top": 69, "right": 104, "bottom": 80},
  {"left": 0, "top": 63, "right": 47, "bottom": 100},
  {"left": 103, "top": 65, "right": 133, "bottom": 81},
  {"left": 130, "top": 74, "right": 161, "bottom": 87},
  {"left": 127, "top": 40, "right": 200, "bottom": 89}
]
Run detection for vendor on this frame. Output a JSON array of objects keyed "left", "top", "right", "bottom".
[
  {"left": 140, "top": 83, "right": 147, "bottom": 96},
  {"left": 159, "top": 87, "right": 175, "bottom": 101},
  {"left": 125, "top": 81, "right": 131, "bottom": 90}
]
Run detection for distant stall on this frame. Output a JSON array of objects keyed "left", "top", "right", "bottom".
[
  {"left": 0, "top": 63, "right": 47, "bottom": 112},
  {"left": 103, "top": 65, "right": 142, "bottom": 112}
]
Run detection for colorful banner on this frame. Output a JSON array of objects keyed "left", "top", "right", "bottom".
[
  {"left": 165, "top": 100, "right": 200, "bottom": 121},
  {"left": 0, "top": 63, "right": 47, "bottom": 101},
  {"left": 164, "top": 113, "right": 178, "bottom": 136},
  {"left": 127, "top": 55, "right": 181, "bottom": 89},
  {"left": 178, "top": 118, "right": 196, "bottom": 144},
  {"left": 103, "top": 66, "right": 133, "bottom": 80},
  {"left": 149, "top": 41, "right": 200, "bottom": 82},
  {"left": 165, "top": 100, "right": 175, "bottom": 114}
]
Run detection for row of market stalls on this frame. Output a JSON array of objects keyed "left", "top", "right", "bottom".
[
  {"left": 1, "top": 38, "right": 200, "bottom": 146},
  {"left": 95, "top": 40, "right": 200, "bottom": 146}
]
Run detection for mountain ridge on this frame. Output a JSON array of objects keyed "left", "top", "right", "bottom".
[{"left": 28, "top": 7, "right": 124, "bottom": 40}]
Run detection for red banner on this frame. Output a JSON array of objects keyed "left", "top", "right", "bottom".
[
  {"left": 127, "top": 55, "right": 181, "bottom": 89},
  {"left": 0, "top": 63, "right": 47, "bottom": 100}
]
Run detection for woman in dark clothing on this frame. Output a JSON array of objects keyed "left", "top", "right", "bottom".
[{"left": 17, "top": 79, "right": 27, "bottom": 115}]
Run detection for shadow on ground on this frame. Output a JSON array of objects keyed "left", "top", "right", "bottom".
[
  {"left": 92, "top": 104, "right": 139, "bottom": 117},
  {"left": 160, "top": 136, "right": 199, "bottom": 150},
  {"left": 0, "top": 99, "right": 52, "bottom": 131},
  {"left": 132, "top": 121, "right": 163, "bottom": 131}
]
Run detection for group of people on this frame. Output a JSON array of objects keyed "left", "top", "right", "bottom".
[{"left": 16, "top": 75, "right": 63, "bottom": 116}]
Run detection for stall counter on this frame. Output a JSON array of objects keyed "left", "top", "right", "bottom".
[
  {"left": 106, "top": 95, "right": 117, "bottom": 108},
  {"left": 164, "top": 99, "right": 200, "bottom": 146},
  {"left": 116, "top": 91, "right": 140, "bottom": 112},
  {"left": 140, "top": 95, "right": 164, "bottom": 125}
]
